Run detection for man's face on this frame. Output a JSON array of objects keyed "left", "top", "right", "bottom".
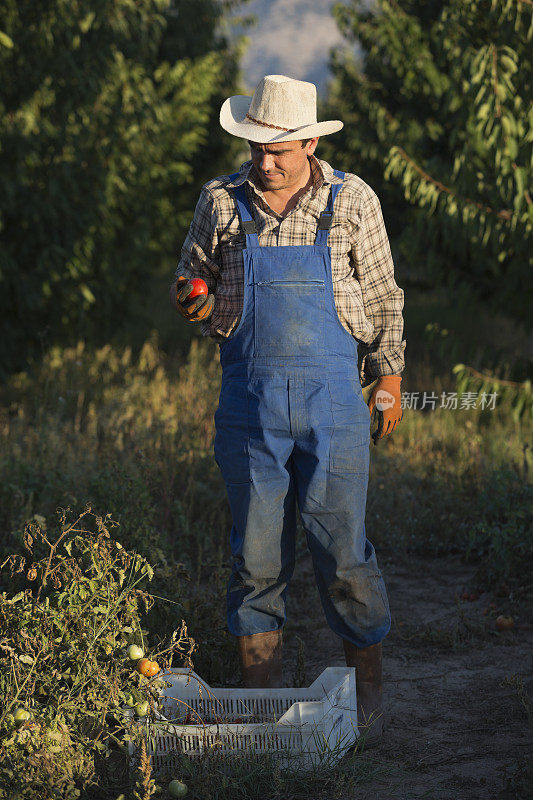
[{"left": 248, "top": 137, "right": 319, "bottom": 191}]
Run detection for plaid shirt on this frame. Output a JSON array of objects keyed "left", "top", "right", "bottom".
[{"left": 174, "top": 156, "right": 406, "bottom": 387}]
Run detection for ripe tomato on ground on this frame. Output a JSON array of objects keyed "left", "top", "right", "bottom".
[{"left": 495, "top": 615, "right": 514, "bottom": 631}]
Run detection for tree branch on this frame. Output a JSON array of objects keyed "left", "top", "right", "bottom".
[
  {"left": 460, "top": 364, "right": 527, "bottom": 389},
  {"left": 394, "top": 147, "right": 514, "bottom": 220}
]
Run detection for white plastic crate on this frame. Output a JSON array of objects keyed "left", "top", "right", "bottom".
[{"left": 129, "top": 667, "right": 359, "bottom": 773}]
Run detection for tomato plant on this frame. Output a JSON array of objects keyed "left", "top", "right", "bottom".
[{"left": 0, "top": 508, "right": 195, "bottom": 800}]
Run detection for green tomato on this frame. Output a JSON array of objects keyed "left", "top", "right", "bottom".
[
  {"left": 13, "top": 708, "right": 31, "bottom": 725},
  {"left": 124, "top": 693, "right": 136, "bottom": 707},
  {"left": 134, "top": 701, "right": 149, "bottom": 717},
  {"left": 168, "top": 780, "right": 188, "bottom": 798},
  {"left": 127, "top": 644, "right": 144, "bottom": 661}
]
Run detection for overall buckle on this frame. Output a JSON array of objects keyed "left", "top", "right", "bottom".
[{"left": 318, "top": 212, "right": 333, "bottom": 230}]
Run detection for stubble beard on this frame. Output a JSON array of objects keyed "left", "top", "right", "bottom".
[{"left": 259, "top": 160, "right": 310, "bottom": 194}]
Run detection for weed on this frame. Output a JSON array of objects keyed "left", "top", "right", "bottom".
[
  {"left": 500, "top": 674, "right": 533, "bottom": 722},
  {"left": 292, "top": 636, "right": 308, "bottom": 688},
  {"left": 393, "top": 596, "right": 490, "bottom": 651},
  {"left": 498, "top": 757, "right": 533, "bottom": 800},
  {"left": 147, "top": 746, "right": 387, "bottom": 800},
  {"left": 132, "top": 738, "right": 158, "bottom": 800}
]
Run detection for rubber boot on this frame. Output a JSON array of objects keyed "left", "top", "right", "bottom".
[
  {"left": 343, "top": 640, "right": 383, "bottom": 746},
  {"left": 236, "top": 629, "right": 283, "bottom": 688}
]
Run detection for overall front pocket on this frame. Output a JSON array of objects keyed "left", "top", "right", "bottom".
[
  {"left": 214, "top": 381, "right": 252, "bottom": 485},
  {"left": 327, "top": 379, "right": 371, "bottom": 474}
]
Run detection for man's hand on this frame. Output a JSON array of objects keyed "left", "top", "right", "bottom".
[
  {"left": 368, "top": 375, "right": 403, "bottom": 444},
  {"left": 171, "top": 276, "right": 214, "bottom": 322}
]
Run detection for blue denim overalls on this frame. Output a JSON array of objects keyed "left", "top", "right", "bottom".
[{"left": 214, "top": 170, "right": 391, "bottom": 648}]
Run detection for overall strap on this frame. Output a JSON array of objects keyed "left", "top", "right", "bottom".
[
  {"left": 315, "top": 169, "right": 345, "bottom": 246},
  {"left": 230, "top": 178, "right": 259, "bottom": 249}
]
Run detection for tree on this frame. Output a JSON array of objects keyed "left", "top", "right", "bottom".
[
  {"left": 0, "top": 0, "right": 247, "bottom": 375},
  {"left": 322, "top": 0, "right": 532, "bottom": 321}
]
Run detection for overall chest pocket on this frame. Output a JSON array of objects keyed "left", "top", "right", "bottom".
[{"left": 254, "top": 280, "right": 325, "bottom": 357}]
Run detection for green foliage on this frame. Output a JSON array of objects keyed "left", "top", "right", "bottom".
[
  {"left": 0, "top": 507, "right": 195, "bottom": 799},
  {"left": 453, "top": 363, "right": 532, "bottom": 422},
  {"left": 324, "top": 0, "right": 532, "bottom": 319},
  {"left": 0, "top": 0, "right": 247, "bottom": 375},
  {"left": 0, "top": 336, "right": 224, "bottom": 525},
  {"left": 366, "top": 435, "right": 532, "bottom": 597},
  {"left": 462, "top": 468, "right": 532, "bottom": 591}
]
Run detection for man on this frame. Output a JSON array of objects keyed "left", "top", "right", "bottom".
[{"left": 170, "top": 75, "right": 406, "bottom": 743}]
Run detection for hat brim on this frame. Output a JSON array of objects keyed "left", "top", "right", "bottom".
[{"left": 220, "top": 95, "right": 343, "bottom": 143}]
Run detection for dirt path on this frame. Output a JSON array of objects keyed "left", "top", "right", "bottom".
[{"left": 283, "top": 550, "right": 533, "bottom": 799}]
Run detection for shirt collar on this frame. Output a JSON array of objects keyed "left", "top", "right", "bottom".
[{"left": 225, "top": 155, "right": 343, "bottom": 194}]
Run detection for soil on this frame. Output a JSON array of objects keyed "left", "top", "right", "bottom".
[{"left": 283, "top": 549, "right": 533, "bottom": 800}]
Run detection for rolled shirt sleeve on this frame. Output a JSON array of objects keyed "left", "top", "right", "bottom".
[{"left": 351, "top": 189, "right": 406, "bottom": 387}]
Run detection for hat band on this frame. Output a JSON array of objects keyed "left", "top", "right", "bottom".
[{"left": 245, "top": 112, "right": 296, "bottom": 132}]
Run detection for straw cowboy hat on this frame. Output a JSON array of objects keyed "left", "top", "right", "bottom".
[{"left": 220, "top": 74, "right": 343, "bottom": 143}]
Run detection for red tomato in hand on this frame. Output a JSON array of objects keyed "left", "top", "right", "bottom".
[{"left": 187, "top": 278, "right": 208, "bottom": 299}]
